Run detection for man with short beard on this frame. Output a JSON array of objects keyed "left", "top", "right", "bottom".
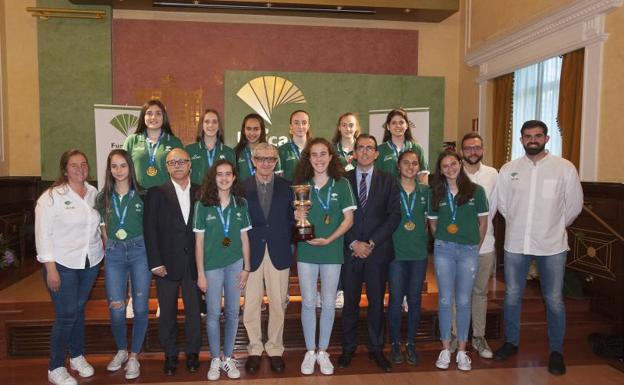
[{"left": 493, "top": 120, "right": 583, "bottom": 376}]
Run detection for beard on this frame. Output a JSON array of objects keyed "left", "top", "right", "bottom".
[
  {"left": 523, "top": 142, "right": 546, "bottom": 155},
  {"left": 462, "top": 154, "right": 483, "bottom": 165}
]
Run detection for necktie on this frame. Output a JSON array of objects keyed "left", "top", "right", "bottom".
[{"left": 359, "top": 172, "right": 368, "bottom": 208}]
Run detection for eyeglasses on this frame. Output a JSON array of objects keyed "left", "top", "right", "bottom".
[
  {"left": 356, "top": 145, "right": 376, "bottom": 152},
  {"left": 166, "top": 159, "right": 190, "bottom": 167},
  {"left": 253, "top": 156, "right": 278, "bottom": 164}
]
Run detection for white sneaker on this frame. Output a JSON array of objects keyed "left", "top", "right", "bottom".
[
  {"left": 69, "top": 355, "right": 94, "bottom": 377},
  {"left": 456, "top": 350, "right": 472, "bottom": 371},
  {"left": 125, "top": 357, "right": 140, "bottom": 379},
  {"left": 207, "top": 358, "right": 221, "bottom": 381},
  {"left": 435, "top": 349, "right": 451, "bottom": 370},
  {"left": 107, "top": 350, "right": 128, "bottom": 371},
  {"left": 126, "top": 298, "right": 134, "bottom": 319},
  {"left": 472, "top": 336, "right": 494, "bottom": 359},
  {"left": 316, "top": 350, "right": 334, "bottom": 375},
  {"left": 47, "top": 367, "right": 77, "bottom": 385},
  {"left": 335, "top": 290, "right": 344, "bottom": 309},
  {"left": 221, "top": 357, "right": 241, "bottom": 379},
  {"left": 301, "top": 350, "right": 316, "bottom": 375}
]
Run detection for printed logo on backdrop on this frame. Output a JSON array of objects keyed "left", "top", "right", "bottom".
[
  {"left": 94, "top": 104, "right": 142, "bottom": 188},
  {"left": 236, "top": 76, "right": 306, "bottom": 146}
]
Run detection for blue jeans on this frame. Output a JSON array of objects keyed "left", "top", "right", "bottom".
[
  {"left": 105, "top": 236, "right": 151, "bottom": 354},
  {"left": 43, "top": 261, "right": 100, "bottom": 370},
  {"left": 388, "top": 259, "right": 428, "bottom": 345},
  {"left": 297, "top": 262, "right": 341, "bottom": 351},
  {"left": 503, "top": 250, "right": 567, "bottom": 352},
  {"left": 204, "top": 259, "right": 243, "bottom": 358},
  {"left": 433, "top": 240, "right": 479, "bottom": 342}
]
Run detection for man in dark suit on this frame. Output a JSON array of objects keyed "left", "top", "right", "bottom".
[
  {"left": 242, "top": 143, "right": 294, "bottom": 374},
  {"left": 144, "top": 148, "right": 201, "bottom": 376},
  {"left": 338, "top": 134, "right": 401, "bottom": 372}
]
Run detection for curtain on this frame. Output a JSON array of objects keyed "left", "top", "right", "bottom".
[
  {"left": 511, "top": 56, "right": 563, "bottom": 160},
  {"left": 557, "top": 48, "right": 584, "bottom": 169},
  {"left": 492, "top": 73, "right": 514, "bottom": 169}
]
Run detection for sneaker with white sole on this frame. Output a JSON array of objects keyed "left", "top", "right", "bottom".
[
  {"left": 316, "top": 351, "right": 334, "bottom": 375},
  {"left": 301, "top": 350, "right": 316, "bottom": 375},
  {"left": 107, "top": 350, "right": 128, "bottom": 372},
  {"left": 335, "top": 290, "right": 344, "bottom": 309},
  {"left": 123, "top": 357, "right": 140, "bottom": 379},
  {"left": 207, "top": 358, "right": 221, "bottom": 381},
  {"left": 456, "top": 350, "right": 472, "bottom": 371},
  {"left": 48, "top": 367, "right": 77, "bottom": 385},
  {"left": 472, "top": 336, "right": 493, "bottom": 359},
  {"left": 435, "top": 349, "right": 451, "bottom": 370},
  {"left": 69, "top": 355, "right": 94, "bottom": 377},
  {"left": 221, "top": 357, "right": 241, "bottom": 379}
]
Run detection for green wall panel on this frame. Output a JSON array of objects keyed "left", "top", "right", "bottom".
[{"left": 38, "top": 0, "right": 112, "bottom": 181}]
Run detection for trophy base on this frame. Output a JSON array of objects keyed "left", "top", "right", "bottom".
[{"left": 293, "top": 225, "right": 315, "bottom": 242}]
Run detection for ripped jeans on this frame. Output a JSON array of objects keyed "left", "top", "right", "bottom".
[
  {"left": 105, "top": 235, "right": 152, "bottom": 353},
  {"left": 433, "top": 239, "right": 479, "bottom": 343}
]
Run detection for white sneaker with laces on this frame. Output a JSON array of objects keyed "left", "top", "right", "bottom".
[
  {"left": 221, "top": 357, "right": 241, "bottom": 379},
  {"left": 435, "top": 349, "right": 451, "bottom": 370},
  {"left": 107, "top": 350, "right": 128, "bottom": 371},
  {"left": 456, "top": 350, "right": 472, "bottom": 371},
  {"left": 125, "top": 357, "right": 140, "bottom": 380},
  {"left": 207, "top": 358, "right": 221, "bottom": 381},
  {"left": 69, "top": 355, "right": 94, "bottom": 377},
  {"left": 316, "top": 350, "right": 334, "bottom": 375},
  {"left": 301, "top": 350, "right": 317, "bottom": 375},
  {"left": 335, "top": 290, "right": 344, "bottom": 309},
  {"left": 47, "top": 367, "right": 77, "bottom": 385},
  {"left": 472, "top": 336, "right": 493, "bottom": 359}
]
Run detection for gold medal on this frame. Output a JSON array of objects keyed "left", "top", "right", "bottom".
[
  {"left": 447, "top": 223, "right": 459, "bottom": 234},
  {"left": 324, "top": 214, "right": 331, "bottom": 225},
  {"left": 146, "top": 166, "right": 158, "bottom": 176},
  {"left": 404, "top": 221, "right": 416, "bottom": 231},
  {"left": 222, "top": 237, "right": 231, "bottom": 247},
  {"left": 115, "top": 229, "right": 128, "bottom": 240}
]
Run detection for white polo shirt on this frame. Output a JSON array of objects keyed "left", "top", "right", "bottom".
[
  {"left": 497, "top": 153, "right": 583, "bottom": 256},
  {"left": 35, "top": 183, "right": 104, "bottom": 269},
  {"left": 465, "top": 163, "right": 498, "bottom": 254}
]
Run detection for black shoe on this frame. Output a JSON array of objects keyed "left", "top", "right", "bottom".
[
  {"left": 337, "top": 350, "right": 355, "bottom": 368},
  {"left": 406, "top": 344, "right": 420, "bottom": 365},
  {"left": 186, "top": 353, "right": 199, "bottom": 372},
  {"left": 269, "top": 356, "right": 285, "bottom": 373},
  {"left": 390, "top": 344, "right": 403, "bottom": 364},
  {"left": 494, "top": 342, "right": 518, "bottom": 361},
  {"left": 163, "top": 355, "right": 178, "bottom": 376},
  {"left": 370, "top": 351, "right": 392, "bottom": 372},
  {"left": 245, "top": 355, "right": 261, "bottom": 374},
  {"left": 548, "top": 351, "right": 566, "bottom": 376}
]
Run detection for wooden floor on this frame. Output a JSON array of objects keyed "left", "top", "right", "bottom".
[{"left": 0, "top": 260, "right": 622, "bottom": 384}]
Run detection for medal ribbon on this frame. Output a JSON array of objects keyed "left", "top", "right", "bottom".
[
  {"left": 445, "top": 184, "right": 458, "bottom": 224},
  {"left": 145, "top": 132, "right": 163, "bottom": 167},
  {"left": 216, "top": 198, "right": 236, "bottom": 238},
  {"left": 387, "top": 140, "right": 403, "bottom": 159},
  {"left": 244, "top": 147, "right": 256, "bottom": 175},
  {"left": 205, "top": 141, "right": 219, "bottom": 167},
  {"left": 337, "top": 141, "right": 353, "bottom": 160},
  {"left": 400, "top": 188, "right": 416, "bottom": 222},
  {"left": 290, "top": 141, "right": 301, "bottom": 160},
  {"left": 313, "top": 178, "right": 334, "bottom": 216},
  {"left": 112, "top": 190, "right": 135, "bottom": 229}
]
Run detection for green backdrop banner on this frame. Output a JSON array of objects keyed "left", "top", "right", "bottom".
[{"left": 224, "top": 70, "right": 444, "bottom": 167}]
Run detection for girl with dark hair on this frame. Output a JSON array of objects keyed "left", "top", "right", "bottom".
[
  {"left": 331, "top": 112, "right": 360, "bottom": 172},
  {"left": 388, "top": 150, "right": 429, "bottom": 366},
  {"left": 234, "top": 113, "right": 269, "bottom": 181},
  {"left": 279, "top": 110, "right": 311, "bottom": 181},
  {"left": 186, "top": 109, "right": 236, "bottom": 184},
  {"left": 193, "top": 159, "right": 251, "bottom": 381},
  {"left": 427, "top": 150, "right": 488, "bottom": 372},
  {"left": 375, "top": 108, "right": 428, "bottom": 183},
  {"left": 123, "top": 99, "right": 183, "bottom": 189},
  {"left": 95, "top": 149, "right": 149, "bottom": 380},
  {"left": 35, "top": 149, "right": 103, "bottom": 385},
  {"left": 293, "top": 138, "right": 356, "bottom": 376}
]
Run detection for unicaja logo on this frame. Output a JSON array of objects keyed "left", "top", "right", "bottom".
[
  {"left": 110, "top": 113, "right": 139, "bottom": 137},
  {"left": 236, "top": 76, "right": 306, "bottom": 125}
]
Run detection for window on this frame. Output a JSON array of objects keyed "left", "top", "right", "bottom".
[{"left": 511, "top": 56, "right": 562, "bottom": 160}]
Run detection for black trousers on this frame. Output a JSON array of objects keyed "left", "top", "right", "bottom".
[
  {"left": 341, "top": 258, "right": 389, "bottom": 352},
  {"left": 155, "top": 266, "right": 201, "bottom": 356}
]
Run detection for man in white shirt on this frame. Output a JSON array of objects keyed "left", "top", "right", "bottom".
[
  {"left": 144, "top": 148, "right": 202, "bottom": 376},
  {"left": 493, "top": 120, "right": 583, "bottom": 376},
  {"left": 458, "top": 132, "right": 498, "bottom": 359}
]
